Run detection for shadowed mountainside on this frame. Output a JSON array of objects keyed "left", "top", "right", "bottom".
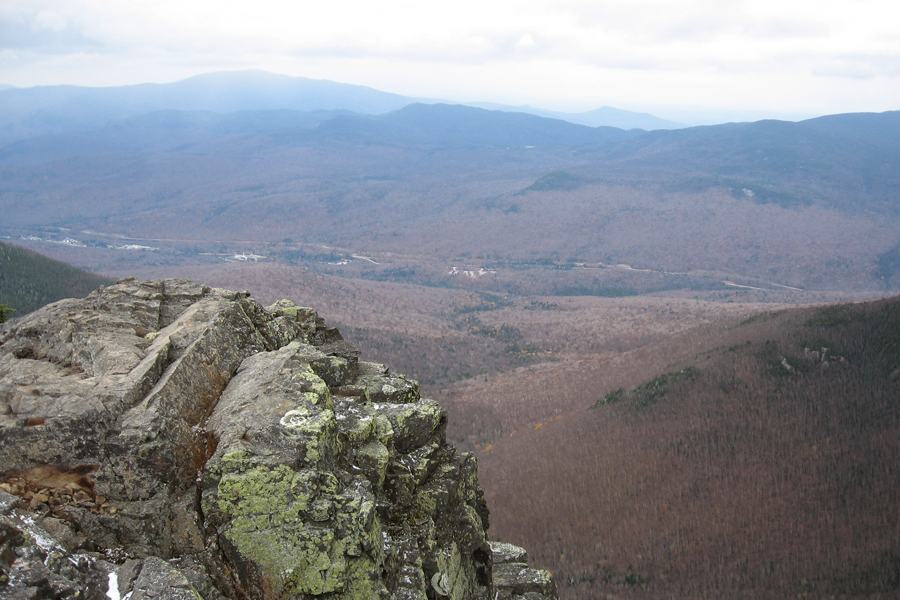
[{"left": 0, "top": 241, "right": 114, "bottom": 316}]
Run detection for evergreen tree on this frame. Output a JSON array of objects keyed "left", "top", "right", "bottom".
[{"left": 0, "top": 303, "right": 14, "bottom": 323}]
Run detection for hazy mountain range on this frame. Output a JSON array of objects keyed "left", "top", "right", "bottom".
[
  {"left": 2, "top": 76, "right": 899, "bottom": 293},
  {"left": 0, "top": 70, "right": 683, "bottom": 148},
  {"left": 466, "top": 102, "right": 683, "bottom": 130}
]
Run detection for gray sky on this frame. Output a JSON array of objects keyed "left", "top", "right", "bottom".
[{"left": 1, "top": 0, "right": 898, "bottom": 123}]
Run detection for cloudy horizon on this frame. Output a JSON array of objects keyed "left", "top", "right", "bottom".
[{"left": 1, "top": 0, "right": 898, "bottom": 125}]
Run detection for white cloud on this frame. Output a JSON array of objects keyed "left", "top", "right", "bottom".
[
  {"left": 32, "top": 10, "right": 67, "bottom": 32},
  {"left": 0, "top": 0, "right": 897, "bottom": 120},
  {"left": 515, "top": 34, "right": 536, "bottom": 49}
]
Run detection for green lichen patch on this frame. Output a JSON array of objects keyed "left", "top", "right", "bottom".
[
  {"left": 338, "top": 556, "right": 390, "bottom": 600},
  {"left": 217, "top": 464, "right": 306, "bottom": 518},
  {"left": 378, "top": 400, "right": 444, "bottom": 453},
  {"left": 213, "top": 460, "right": 385, "bottom": 597},
  {"left": 223, "top": 521, "right": 348, "bottom": 595},
  {"left": 279, "top": 408, "right": 338, "bottom": 464},
  {"left": 454, "top": 453, "right": 482, "bottom": 507},
  {"left": 434, "top": 542, "right": 473, "bottom": 600},
  {"left": 385, "top": 469, "right": 417, "bottom": 510},
  {"left": 402, "top": 442, "right": 441, "bottom": 486},
  {"left": 356, "top": 362, "right": 421, "bottom": 404},
  {"left": 333, "top": 490, "right": 382, "bottom": 562},
  {"left": 333, "top": 403, "right": 377, "bottom": 447},
  {"left": 297, "top": 351, "right": 353, "bottom": 389},
  {"left": 414, "top": 481, "right": 449, "bottom": 518},
  {"left": 265, "top": 301, "right": 319, "bottom": 332},
  {"left": 451, "top": 503, "right": 486, "bottom": 554},
  {"left": 373, "top": 413, "right": 395, "bottom": 446},
  {"left": 289, "top": 364, "right": 333, "bottom": 409},
  {"left": 356, "top": 440, "right": 390, "bottom": 488}
]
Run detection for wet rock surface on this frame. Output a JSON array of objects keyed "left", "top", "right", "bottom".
[{"left": 0, "top": 279, "right": 556, "bottom": 600}]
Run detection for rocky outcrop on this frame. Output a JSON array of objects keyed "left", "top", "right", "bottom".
[
  {"left": 489, "top": 543, "right": 557, "bottom": 600},
  {"left": 0, "top": 279, "right": 555, "bottom": 600}
]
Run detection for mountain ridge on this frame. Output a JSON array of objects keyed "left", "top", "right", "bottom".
[
  {"left": 0, "top": 69, "right": 685, "bottom": 147},
  {"left": 0, "top": 70, "right": 416, "bottom": 146},
  {"left": 2, "top": 103, "right": 899, "bottom": 293},
  {"left": 466, "top": 102, "right": 685, "bottom": 130}
]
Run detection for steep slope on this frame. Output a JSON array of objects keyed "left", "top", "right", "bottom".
[
  {"left": 0, "top": 241, "right": 113, "bottom": 316},
  {"left": 476, "top": 296, "right": 900, "bottom": 599}
]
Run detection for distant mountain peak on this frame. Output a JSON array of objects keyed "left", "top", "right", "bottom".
[
  {"left": 464, "top": 101, "right": 684, "bottom": 131},
  {"left": 0, "top": 70, "right": 416, "bottom": 146}
]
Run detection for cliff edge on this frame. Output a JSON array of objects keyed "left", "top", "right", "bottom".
[{"left": 0, "top": 278, "right": 556, "bottom": 600}]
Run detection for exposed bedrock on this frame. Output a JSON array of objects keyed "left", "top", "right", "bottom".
[{"left": 0, "top": 278, "right": 556, "bottom": 600}]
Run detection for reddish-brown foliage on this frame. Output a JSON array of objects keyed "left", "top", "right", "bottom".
[{"left": 477, "top": 298, "right": 900, "bottom": 598}]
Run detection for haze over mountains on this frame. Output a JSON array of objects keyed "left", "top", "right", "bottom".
[
  {"left": 2, "top": 71, "right": 899, "bottom": 295},
  {"left": 464, "top": 102, "right": 683, "bottom": 130},
  {"left": 0, "top": 71, "right": 411, "bottom": 145},
  {"left": 0, "top": 70, "right": 680, "bottom": 147}
]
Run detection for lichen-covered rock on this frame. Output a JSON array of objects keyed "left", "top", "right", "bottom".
[
  {"left": 0, "top": 279, "right": 556, "bottom": 600},
  {"left": 123, "top": 556, "right": 205, "bottom": 600},
  {"left": 489, "top": 541, "right": 528, "bottom": 565},
  {"left": 489, "top": 542, "right": 558, "bottom": 600},
  {"left": 0, "top": 494, "right": 112, "bottom": 600}
]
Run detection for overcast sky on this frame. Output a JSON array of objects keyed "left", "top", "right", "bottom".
[{"left": 1, "top": 0, "right": 898, "bottom": 123}]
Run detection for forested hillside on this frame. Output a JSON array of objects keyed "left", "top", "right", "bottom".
[
  {"left": 473, "top": 296, "right": 900, "bottom": 599},
  {"left": 0, "top": 241, "right": 113, "bottom": 316}
]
